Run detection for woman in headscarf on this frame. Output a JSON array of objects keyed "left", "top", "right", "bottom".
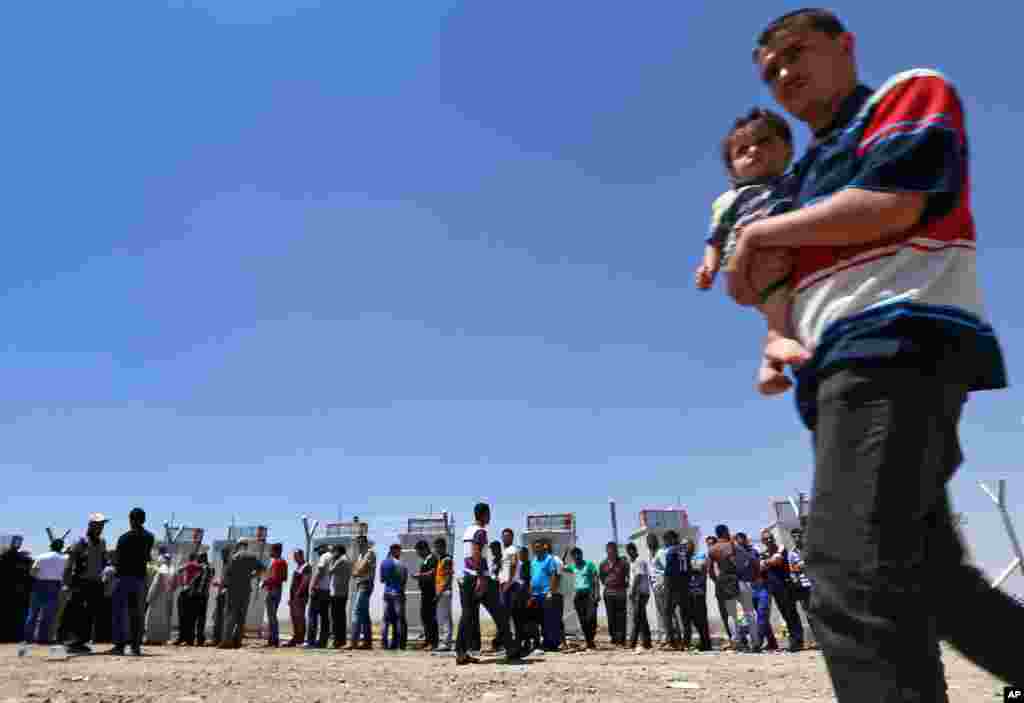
[{"left": 144, "top": 552, "right": 176, "bottom": 645}]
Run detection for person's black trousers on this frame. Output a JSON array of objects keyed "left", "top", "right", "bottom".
[
  {"left": 306, "top": 589, "right": 331, "bottom": 647},
  {"left": 683, "top": 591, "right": 711, "bottom": 650},
  {"left": 573, "top": 592, "right": 598, "bottom": 646},
  {"left": 629, "top": 593, "right": 652, "bottom": 648},
  {"left": 176, "top": 591, "right": 196, "bottom": 644},
  {"left": 224, "top": 589, "right": 250, "bottom": 647},
  {"left": 193, "top": 596, "right": 209, "bottom": 645},
  {"left": 65, "top": 581, "right": 104, "bottom": 647},
  {"left": 768, "top": 582, "right": 804, "bottom": 648},
  {"left": 715, "top": 592, "right": 732, "bottom": 639},
  {"left": 805, "top": 364, "right": 1024, "bottom": 701},
  {"left": 419, "top": 588, "right": 438, "bottom": 648},
  {"left": 664, "top": 587, "right": 688, "bottom": 646},
  {"left": 456, "top": 576, "right": 517, "bottom": 657},
  {"left": 329, "top": 594, "right": 348, "bottom": 646},
  {"left": 789, "top": 585, "right": 816, "bottom": 643},
  {"left": 211, "top": 591, "right": 226, "bottom": 644},
  {"left": 603, "top": 592, "right": 628, "bottom": 645}
]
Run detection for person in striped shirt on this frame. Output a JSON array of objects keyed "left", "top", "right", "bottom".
[{"left": 728, "top": 7, "right": 1022, "bottom": 697}]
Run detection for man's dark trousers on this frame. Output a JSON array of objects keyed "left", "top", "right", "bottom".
[
  {"left": 664, "top": 587, "right": 688, "bottom": 646},
  {"left": 306, "top": 589, "right": 331, "bottom": 647},
  {"left": 456, "top": 576, "right": 517, "bottom": 657},
  {"left": 176, "top": 591, "right": 196, "bottom": 644},
  {"left": 193, "top": 596, "right": 209, "bottom": 645},
  {"left": 66, "top": 581, "right": 104, "bottom": 647},
  {"left": 767, "top": 581, "right": 803, "bottom": 648},
  {"left": 629, "top": 593, "right": 652, "bottom": 648},
  {"left": 329, "top": 595, "right": 347, "bottom": 646},
  {"left": 604, "top": 592, "right": 627, "bottom": 645},
  {"left": 211, "top": 591, "right": 226, "bottom": 644},
  {"left": 224, "top": 589, "right": 250, "bottom": 647},
  {"left": 420, "top": 587, "right": 438, "bottom": 648},
  {"left": 111, "top": 576, "right": 146, "bottom": 651},
  {"left": 683, "top": 592, "right": 711, "bottom": 650},
  {"left": 805, "top": 364, "right": 1024, "bottom": 700},
  {"left": 573, "top": 592, "right": 597, "bottom": 646}
]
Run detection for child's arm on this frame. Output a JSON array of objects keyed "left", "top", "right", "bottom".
[{"left": 695, "top": 244, "right": 721, "bottom": 290}]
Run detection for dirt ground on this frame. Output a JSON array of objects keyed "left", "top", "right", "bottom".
[{"left": 0, "top": 641, "right": 1009, "bottom": 703}]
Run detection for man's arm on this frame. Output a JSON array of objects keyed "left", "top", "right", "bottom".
[{"left": 728, "top": 189, "right": 926, "bottom": 305}]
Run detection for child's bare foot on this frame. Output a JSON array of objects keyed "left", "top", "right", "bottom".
[
  {"left": 758, "top": 357, "right": 792, "bottom": 395},
  {"left": 764, "top": 336, "right": 811, "bottom": 366}
]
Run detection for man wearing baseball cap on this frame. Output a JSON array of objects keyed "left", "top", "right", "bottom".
[{"left": 62, "top": 513, "right": 109, "bottom": 654}]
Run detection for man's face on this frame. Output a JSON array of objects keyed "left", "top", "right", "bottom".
[
  {"left": 198, "top": 553, "right": 208, "bottom": 565},
  {"left": 87, "top": 523, "right": 104, "bottom": 540},
  {"left": 756, "top": 26, "right": 856, "bottom": 126},
  {"left": 357, "top": 537, "right": 368, "bottom": 553},
  {"left": 502, "top": 531, "right": 513, "bottom": 548},
  {"left": 626, "top": 547, "right": 637, "bottom": 562},
  {"left": 532, "top": 542, "right": 545, "bottom": 559},
  {"left": 735, "top": 534, "right": 748, "bottom": 547},
  {"left": 433, "top": 543, "right": 444, "bottom": 557},
  {"left": 390, "top": 546, "right": 401, "bottom": 559},
  {"left": 761, "top": 532, "right": 776, "bottom": 551},
  {"left": 684, "top": 541, "right": 695, "bottom": 557},
  {"left": 728, "top": 121, "right": 791, "bottom": 183},
  {"left": 792, "top": 531, "right": 804, "bottom": 549},
  {"left": 606, "top": 544, "right": 617, "bottom": 560},
  {"left": 480, "top": 510, "right": 491, "bottom": 527}
]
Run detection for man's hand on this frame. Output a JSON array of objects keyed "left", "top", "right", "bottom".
[{"left": 694, "top": 263, "right": 715, "bottom": 290}]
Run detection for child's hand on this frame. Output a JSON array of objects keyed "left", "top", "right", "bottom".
[{"left": 695, "top": 264, "right": 715, "bottom": 290}]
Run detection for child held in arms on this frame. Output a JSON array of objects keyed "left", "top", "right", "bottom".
[{"left": 694, "top": 108, "right": 809, "bottom": 394}]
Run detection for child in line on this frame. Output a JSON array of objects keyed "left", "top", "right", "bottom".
[{"left": 695, "top": 108, "right": 809, "bottom": 394}]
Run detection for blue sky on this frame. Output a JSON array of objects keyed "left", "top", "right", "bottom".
[{"left": 2, "top": 2, "right": 1022, "bottom": 600}]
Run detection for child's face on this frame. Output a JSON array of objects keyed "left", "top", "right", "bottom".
[{"left": 729, "top": 121, "right": 792, "bottom": 182}]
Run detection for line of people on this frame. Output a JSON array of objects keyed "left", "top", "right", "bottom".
[{"left": 8, "top": 505, "right": 816, "bottom": 659}]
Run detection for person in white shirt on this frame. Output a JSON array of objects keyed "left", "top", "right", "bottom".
[
  {"left": 498, "top": 529, "right": 522, "bottom": 648},
  {"left": 23, "top": 540, "right": 67, "bottom": 644},
  {"left": 627, "top": 543, "right": 652, "bottom": 651},
  {"left": 305, "top": 545, "right": 333, "bottom": 648}
]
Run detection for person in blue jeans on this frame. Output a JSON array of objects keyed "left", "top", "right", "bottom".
[
  {"left": 23, "top": 540, "right": 67, "bottom": 644},
  {"left": 735, "top": 532, "right": 778, "bottom": 652},
  {"left": 380, "top": 543, "right": 407, "bottom": 650}
]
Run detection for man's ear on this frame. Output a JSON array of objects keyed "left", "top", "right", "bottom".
[{"left": 839, "top": 32, "right": 855, "bottom": 58}]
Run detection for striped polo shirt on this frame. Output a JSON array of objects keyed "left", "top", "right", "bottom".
[{"left": 789, "top": 69, "right": 1006, "bottom": 427}]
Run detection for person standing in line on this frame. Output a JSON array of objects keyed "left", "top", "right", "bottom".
[
  {"left": 304, "top": 544, "right": 332, "bottom": 649},
  {"left": 682, "top": 538, "right": 711, "bottom": 651},
  {"left": 173, "top": 552, "right": 202, "bottom": 646},
  {"left": 732, "top": 8, "right": 1024, "bottom": 696},
  {"left": 145, "top": 551, "right": 176, "bottom": 645},
  {"left": 515, "top": 545, "right": 536, "bottom": 654},
  {"left": 187, "top": 553, "right": 213, "bottom": 647},
  {"left": 327, "top": 544, "right": 352, "bottom": 649},
  {"left": 599, "top": 542, "right": 629, "bottom": 647},
  {"left": 414, "top": 540, "right": 438, "bottom": 650},
  {"left": 432, "top": 538, "right": 454, "bottom": 652},
  {"left": 346, "top": 535, "right": 376, "bottom": 650},
  {"left": 564, "top": 547, "right": 599, "bottom": 650},
  {"left": 708, "top": 525, "right": 759, "bottom": 652},
  {"left": 209, "top": 546, "right": 232, "bottom": 647},
  {"left": 736, "top": 532, "right": 777, "bottom": 652},
  {"left": 380, "top": 543, "right": 407, "bottom": 650},
  {"left": 22, "top": 539, "right": 67, "bottom": 645},
  {"left": 218, "top": 541, "right": 263, "bottom": 650},
  {"left": 0, "top": 537, "right": 32, "bottom": 644},
  {"left": 647, "top": 533, "right": 671, "bottom": 646},
  {"left": 497, "top": 530, "right": 520, "bottom": 650},
  {"left": 660, "top": 530, "right": 690, "bottom": 651},
  {"left": 705, "top": 535, "right": 732, "bottom": 641},
  {"left": 261, "top": 543, "right": 288, "bottom": 648},
  {"left": 527, "top": 539, "right": 560, "bottom": 654},
  {"left": 487, "top": 541, "right": 503, "bottom": 652},
  {"left": 283, "top": 549, "right": 311, "bottom": 647},
  {"left": 786, "top": 528, "right": 815, "bottom": 645},
  {"left": 548, "top": 543, "right": 568, "bottom": 650},
  {"left": 63, "top": 514, "right": 110, "bottom": 655},
  {"left": 94, "top": 555, "right": 116, "bottom": 645},
  {"left": 454, "top": 503, "right": 520, "bottom": 665},
  {"left": 760, "top": 529, "right": 804, "bottom": 652},
  {"left": 626, "top": 543, "right": 652, "bottom": 651}
]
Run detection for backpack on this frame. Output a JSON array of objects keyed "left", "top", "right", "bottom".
[{"left": 664, "top": 545, "right": 687, "bottom": 591}]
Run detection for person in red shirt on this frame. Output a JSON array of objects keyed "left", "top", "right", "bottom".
[
  {"left": 260, "top": 543, "right": 288, "bottom": 647},
  {"left": 172, "top": 553, "right": 202, "bottom": 646},
  {"left": 283, "top": 549, "right": 311, "bottom": 647}
]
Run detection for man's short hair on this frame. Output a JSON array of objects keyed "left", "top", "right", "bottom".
[
  {"left": 415, "top": 540, "right": 429, "bottom": 552},
  {"left": 188, "top": 552, "right": 198, "bottom": 561},
  {"left": 721, "top": 108, "right": 793, "bottom": 177},
  {"left": 570, "top": 547, "right": 583, "bottom": 559},
  {"left": 646, "top": 533, "right": 660, "bottom": 552},
  {"left": 389, "top": 543, "right": 401, "bottom": 553},
  {"left": 606, "top": 541, "right": 618, "bottom": 549},
  {"left": 489, "top": 540, "right": 502, "bottom": 552},
  {"left": 754, "top": 8, "right": 846, "bottom": 61},
  {"left": 50, "top": 539, "right": 64, "bottom": 553},
  {"left": 473, "top": 502, "right": 490, "bottom": 521},
  {"left": 533, "top": 539, "right": 545, "bottom": 547},
  {"left": 333, "top": 544, "right": 347, "bottom": 555},
  {"left": 625, "top": 543, "right": 638, "bottom": 554},
  {"left": 293, "top": 548, "right": 305, "bottom": 559},
  {"left": 236, "top": 540, "right": 249, "bottom": 549},
  {"left": 501, "top": 528, "right": 514, "bottom": 537},
  {"left": 663, "top": 530, "right": 679, "bottom": 545},
  {"left": 129, "top": 507, "right": 146, "bottom": 525},
  {"left": 715, "top": 524, "right": 730, "bottom": 539},
  {"left": 433, "top": 537, "right": 447, "bottom": 551},
  {"left": 736, "top": 532, "right": 748, "bottom": 541}
]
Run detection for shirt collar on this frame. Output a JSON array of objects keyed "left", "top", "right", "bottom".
[{"left": 812, "top": 84, "right": 874, "bottom": 143}]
